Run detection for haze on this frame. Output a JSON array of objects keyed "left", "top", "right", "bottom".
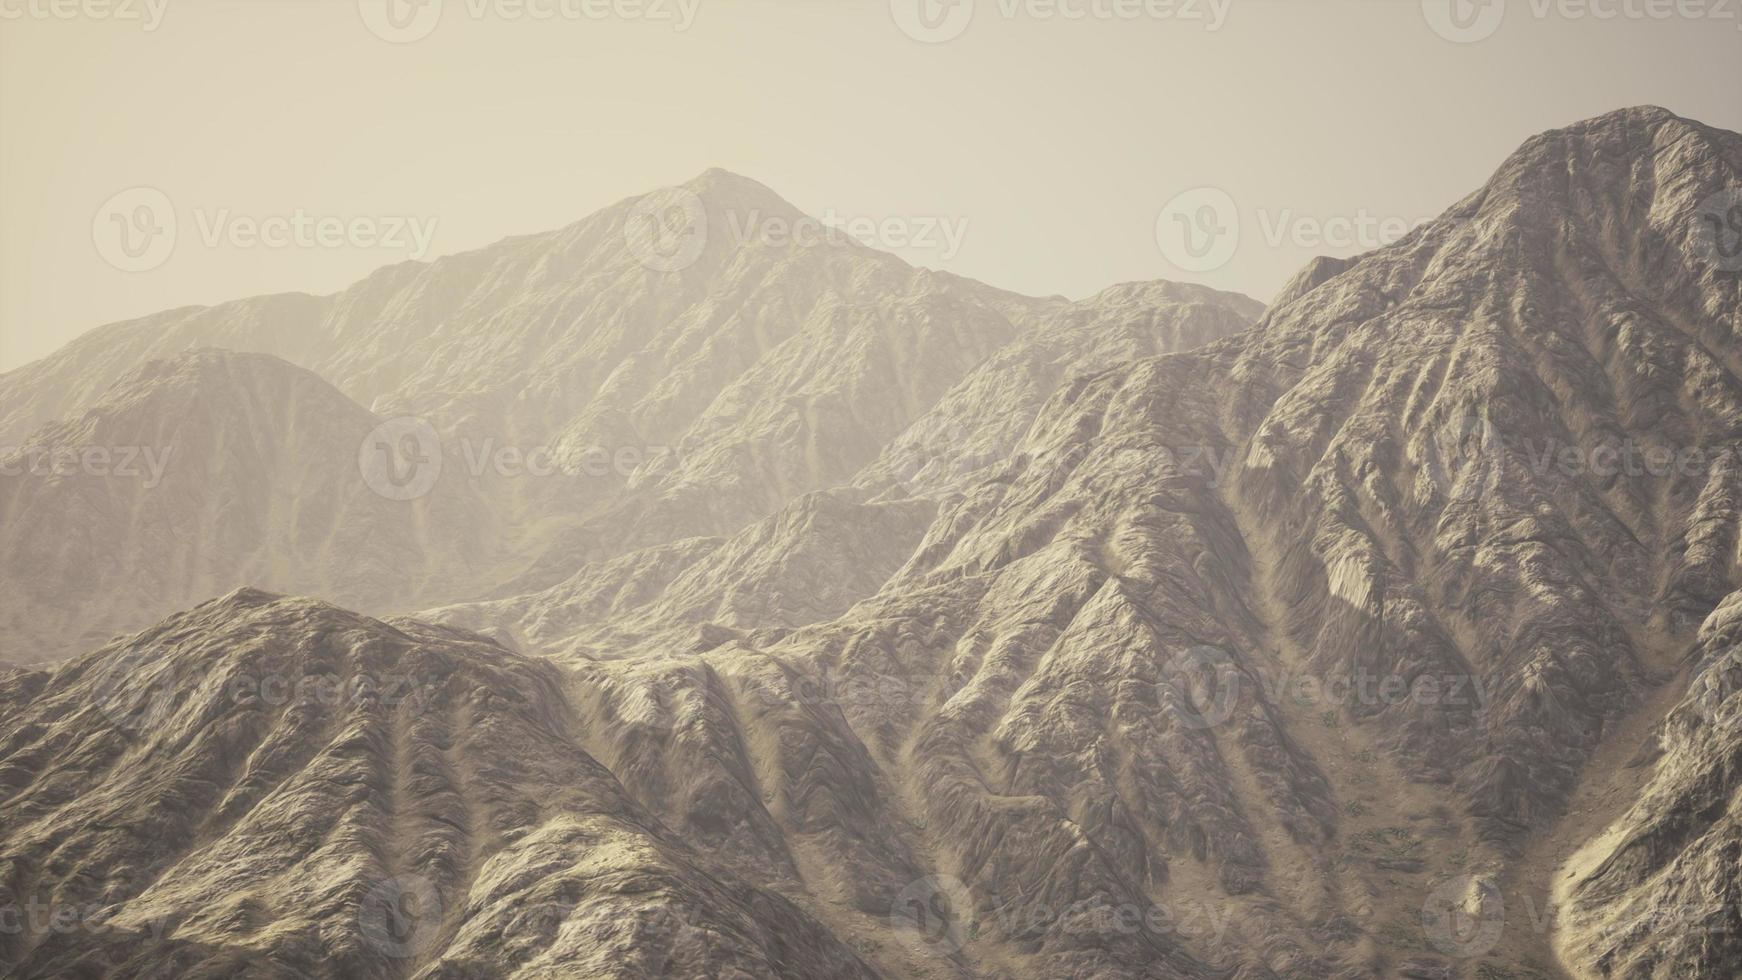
[{"left": 1, "top": 0, "right": 1738, "bottom": 370}]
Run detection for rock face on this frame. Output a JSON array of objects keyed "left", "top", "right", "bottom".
[
  {"left": 0, "top": 590, "right": 880, "bottom": 979},
  {"left": 0, "top": 174, "right": 1258, "bottom": 665},
  {"left": 2, "top": 107, "right": 1741, "bottom": 980},
  {"left": 0, "top": 351, "right": 504, "bottom": 663},
  {"left": 1555, "top": 589, "right": 1742, "bottom": 978},
  {"left": 852, "top": 279, "right": 1262, "bottom": 501}
]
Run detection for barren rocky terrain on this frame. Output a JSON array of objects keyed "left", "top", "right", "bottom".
[{"left": 1, "top": 106, "right": 1739, "bottom": 978}]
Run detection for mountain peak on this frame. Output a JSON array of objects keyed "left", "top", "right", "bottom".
[
  {"left": 208, "top": 585, "right": 288, "bottom": 610},
  {"left": 4, "top": 106, "right": 1742, "bottom": 980},
  {"left": 1488, "top": 104, "right": 1731, "bottom": 192},
  {"left": 1565, "top": 103, "right": 1683, "bottom": 132},
  {"left": 684, "top": 165, "right": 765, "bottom": 188},
  {"left": 674, "top": 167, "right": 803, "bottom": 215},
  {"left": 1083, "top": 279, "right": 1266, "bottom": 319}
]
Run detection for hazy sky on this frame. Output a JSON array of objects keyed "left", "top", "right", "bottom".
[{"left": 2, "top": 0, "right": 1739, "bottom": 370}]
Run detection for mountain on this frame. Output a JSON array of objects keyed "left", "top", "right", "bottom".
[
  {"left": 0, "top": 350, "right": 504, "bottom": 663},
  {"left": 423, "top": 488, "right": 941, "bottom": 659},
  {"left": 0, "top": 590, "right": 881, "bottom": 979},
  {"left": 854, "top": 279, "right": 1261, "bottom": 501},
  {"left": 418, "top": 106, "right": 1742, "bottom": 978},
  {"left": 1556, "top": 588, "right": 1742, "bottom": 978},
  {"left": 0, "top": 169, "right": 1048, "bottom": 529},
  {"left": 0, "top": 172, "right": 1260, "bottom": 664},
  {"left": 1, "top": 107, "right": 1739, "bottom": 980}
]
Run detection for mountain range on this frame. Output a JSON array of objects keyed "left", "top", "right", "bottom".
[{"left": 1, "top": 105, "right": 1739, "bottom": 979}]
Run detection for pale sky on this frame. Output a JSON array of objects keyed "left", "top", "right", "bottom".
[{"left": 2, "top": 0, "right": 1739, "bottom": 370}]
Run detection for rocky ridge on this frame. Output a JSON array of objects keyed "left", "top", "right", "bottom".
[{"left": 0, "top": 107, "right": 1739, "bottom": 979}]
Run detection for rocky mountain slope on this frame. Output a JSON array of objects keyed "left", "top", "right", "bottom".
[
  {"left": 0, "top": 590, "right": 881, "bottom": 979},
  {"left": 0, "top": 170, "right": 1054, "bottom": 554},
  {"left": 0, "top": 350, "right": 505, "bottom": 663},
  {"left": 1, "top": 107, "right": 1738, "bottom": 979},
  {"left": 419, "top": 105, "right": 1742, "bottom": 979},
  {"left": 0, "top": 174, "right": 1258, "bottom": 665},
  {"left": 1555, "top": 588, "right": 1742, "bottom": 978}
]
